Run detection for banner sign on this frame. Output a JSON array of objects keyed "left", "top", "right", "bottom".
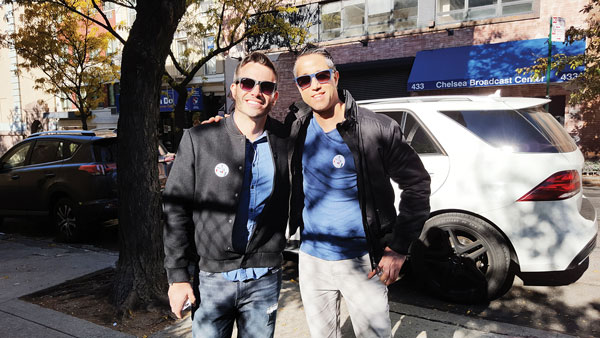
[
  {"left": 160, "top": 87, "right": 203, "bottom": 112},
  {"left": 408, "top": 38, "right": 585, "bottom": 92}
]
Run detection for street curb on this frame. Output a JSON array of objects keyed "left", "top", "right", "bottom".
[
  {"left": 389, "top": 302, "right": 577, "bottom": 338},
  {"left": 0, "top": 299, "right": 134, "bottom": 338}
]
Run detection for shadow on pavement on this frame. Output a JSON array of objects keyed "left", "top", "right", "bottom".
[{"left": 387, "top": 271, "right": 600, "bottom": 338}]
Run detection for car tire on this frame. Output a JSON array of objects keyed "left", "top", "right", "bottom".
[
  {"left": 53, "top": 198, "right": 82, "bottom": 242},
  {"left": 411, "top": 213, "right": 513, "bottom": 303}
]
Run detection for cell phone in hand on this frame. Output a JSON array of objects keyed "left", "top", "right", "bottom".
[{"left": 182, "top": 299, "right": 192, "bottom": 312}]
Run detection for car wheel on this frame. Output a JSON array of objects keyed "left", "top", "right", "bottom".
[
  {"left": 411, "top": 213, "right": 514, "bottom": 303},
  {"left": 53, "top": 198, "right": 81, "bottom": 242}
]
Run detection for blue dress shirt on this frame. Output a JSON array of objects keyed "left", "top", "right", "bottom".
[{"left": 223, "top": 130, "right": 275, "bottom": 281}]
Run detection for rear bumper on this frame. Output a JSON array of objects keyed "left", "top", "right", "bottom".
[
  {"left": 488, "top": 193, "right": 597, "bottom": 273},
  {"left": 567, "top": 197, "right": 598, "bottom": 269},
  {"left": 567, "top": 233, "right": 596, "bottom": 270},
  {"left": 80, "top": 198, "right": 118, "bottom": 222}
]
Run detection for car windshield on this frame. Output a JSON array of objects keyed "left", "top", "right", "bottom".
[{"left": 440, "top": 107, "right": 577, "bottom": 153}]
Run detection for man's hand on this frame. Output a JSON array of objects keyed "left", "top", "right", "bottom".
[
  {"left": 200, "top": 114, "right": 229, "bottom": 125},
  {"left": 167, "top": 282, "right": 196, "bottom": 319},
  {"left": 367, "top": 247, "right": 407, "bottom": 286}
]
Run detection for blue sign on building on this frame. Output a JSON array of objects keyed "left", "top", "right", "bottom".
[
  {"left": 408, "top": 38, "right": 586, "bottom": 91},
  {"left": 159, "top": 87, "right": 204, "bottom": 112}
]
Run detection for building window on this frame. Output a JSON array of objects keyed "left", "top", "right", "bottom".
[
  {"left": 393, "top": 0, "right": 418, "bottom": 30},
  {"left": 321, "top": 2, "right": 342, "bottom": 40},
  {"left": 128, "top": 4, "right": 137, "bottom": 27},
  {"left": 60, "top": 93, "right": 71, "bottom": 111},
  {"left": 204, "top": 36, "right": 216, "bottom": 75},
  {"left": 320, "top": 0, "right": 418, "bottom": 41},
  {"left": 437, "top": 0, "right": 533, "bottom": 24},
  {"left": 342, "top": 0, "right": 365, "bottom": 38},
  {"left": 176, "top": 39, "right": 188, "bottom": 66},
  {"left": 103, "top": 2, "right": 115, "bottom": 10}
]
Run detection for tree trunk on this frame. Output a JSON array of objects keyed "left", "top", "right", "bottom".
[
  {"left": 80, "top": 109, "right": 88, "bottom": 130},
  {"left": 113, "top": 0, "right": 186, "bottom": 314}
]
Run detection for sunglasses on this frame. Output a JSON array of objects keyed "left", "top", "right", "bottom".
[
  {"left": 294, "top": 69, "right": 334, "bottom": 89},
  {"left": 234, "top": 77, "right": 277, "bottom": 96}
]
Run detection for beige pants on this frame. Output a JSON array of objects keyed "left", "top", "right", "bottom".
[{"left": 299, "top": 251, "right": 392, "bottom": 338}]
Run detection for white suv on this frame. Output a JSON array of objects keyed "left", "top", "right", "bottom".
[{"left": 359, "top": 95, "right": 598, "bottom": 303}]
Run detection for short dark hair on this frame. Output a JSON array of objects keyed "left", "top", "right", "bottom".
[
  {"left": 293, "top": 43, "right": 336, "bottom": 76},
  {"left": 234, "top": 52, "right": 278, "bottom": 82}
]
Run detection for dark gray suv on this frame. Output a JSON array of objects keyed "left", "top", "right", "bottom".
[{"left": 0, "top": 130, "right": 118, "bottom": 241}]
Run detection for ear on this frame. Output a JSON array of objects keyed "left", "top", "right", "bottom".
[
  {"left": 273, "top": 91, "right": 279, "bottom": 105},
  {"left": 333, "top": 70, "right": 340, "bottom": 87},
  {"left": 230, "top": 82, "right": 237, "bottom": 96}
]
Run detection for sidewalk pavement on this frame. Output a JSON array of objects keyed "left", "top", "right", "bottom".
[{"left": 0, "top": 233, "right": 577, "bottom": 338}]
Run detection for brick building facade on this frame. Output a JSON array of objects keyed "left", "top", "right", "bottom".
[{"left": 257, "top": 0, "right": 597, "bottom": 157}]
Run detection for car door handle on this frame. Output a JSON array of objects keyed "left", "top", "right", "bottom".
[
  {"left": 11, "top": 174, "right": 19, "bottom": 180},
  {"left": 45, "top": 173, "right": 55, "bottom": 178}
]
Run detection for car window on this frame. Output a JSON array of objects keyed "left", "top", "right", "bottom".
[
  {"left": 403, "top": 113, "right": 443, "bottom": 154},
  {"left": 93, "top": 139, "right": 118, "bottom": 163},
  {"left": 30, "top": 140, "right": 62, "bottom": 165},
  {"left": 440, "top": 109, "right": 577, "bottom": 153},
  {"left": 58, "top": 141, "right": 80, "bottom": 159},
  {"left": 1, "top": 142, "right": 32, "bottom": 169},
  {"left": 381, "top": 111, "right": 405, "bottom": 132}
]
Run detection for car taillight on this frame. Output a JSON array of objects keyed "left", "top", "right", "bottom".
[
  {"left": 517, "top": 170, "right": 581, "bottom": 202},
  {"left": 78, "top": 163, "right": 116, "bottom": 175}
]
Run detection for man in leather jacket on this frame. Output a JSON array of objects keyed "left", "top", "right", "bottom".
[{"left": 287, "top": 45, "right": 431, "bottom": 338}]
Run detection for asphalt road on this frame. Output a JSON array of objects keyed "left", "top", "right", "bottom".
[{"left": 1, "top": 187, "right": 598, "bottom": 337}]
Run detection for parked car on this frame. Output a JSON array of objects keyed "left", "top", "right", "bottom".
[
  {"left": 0, "top": 130, "right": 118, "bottom": 241},
  {"left": 356, "top": 95, "right": 597, "bottom": 303}
]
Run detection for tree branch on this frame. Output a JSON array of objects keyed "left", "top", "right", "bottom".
[
  {"left": 168, "top": 50, "right": 189, "bottom": 77},
  {"left": 215, "top": 0, "right": 226, "bottom": 50},
  {"left": 45, "top": 0, "right": 127, "bottom": 45}
]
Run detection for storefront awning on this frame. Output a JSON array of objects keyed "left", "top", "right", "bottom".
[{"left": 407, "top": 38, "right": 585, "bottom": 92}]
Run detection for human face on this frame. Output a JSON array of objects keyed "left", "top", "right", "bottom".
[
  {"left": 230, "top": 62, "right": 278, "bottom": 120},
  {"left": 294, "top": 54, "right": 340, "bottom": 115}
]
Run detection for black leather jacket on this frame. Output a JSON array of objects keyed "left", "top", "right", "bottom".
[{"left": 286, "top": 90, "right": 431, "bottom": 267}]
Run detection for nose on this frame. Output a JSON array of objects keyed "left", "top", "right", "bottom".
[
  {"left": 250, "top": 83, "right": 262, "bottom": 95},
  {"left": 309, "top": 76, "right": 321, "bottom": 90}
]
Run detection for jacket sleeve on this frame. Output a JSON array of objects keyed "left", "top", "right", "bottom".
[
  {"left": 163, "top": 129, "right": 196, "bottom": 284},
  {"left": 384, "top": 121, "right": 431, "bottom": 254}
]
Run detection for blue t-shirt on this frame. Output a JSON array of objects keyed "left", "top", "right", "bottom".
[{"left": 300, "top": 117, "right": 368, "bottom": 260}]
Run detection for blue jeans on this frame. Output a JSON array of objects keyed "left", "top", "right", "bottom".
[{"left": 192, "top": 269, "right": 282, "bottom": 338}]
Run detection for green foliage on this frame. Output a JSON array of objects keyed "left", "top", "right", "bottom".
[
  {"left": 516, "top": 0, "right": 600, "bottom": 104},
  {"left": 247, "top": 4, "right": 318, "bottom": 52},
  {"left": 171, "top": 0, "right": 310, "bottom": 83},
  {"left": 6, "top": 0, "right": 120, "bottom": 129}
]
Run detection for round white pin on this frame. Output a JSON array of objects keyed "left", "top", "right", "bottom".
[
  {"left": 332, "top": 155, "right": 345, "bottom": 168},
  {"left": 215, "top": 163, "right": 229, "bottom": 177}
]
